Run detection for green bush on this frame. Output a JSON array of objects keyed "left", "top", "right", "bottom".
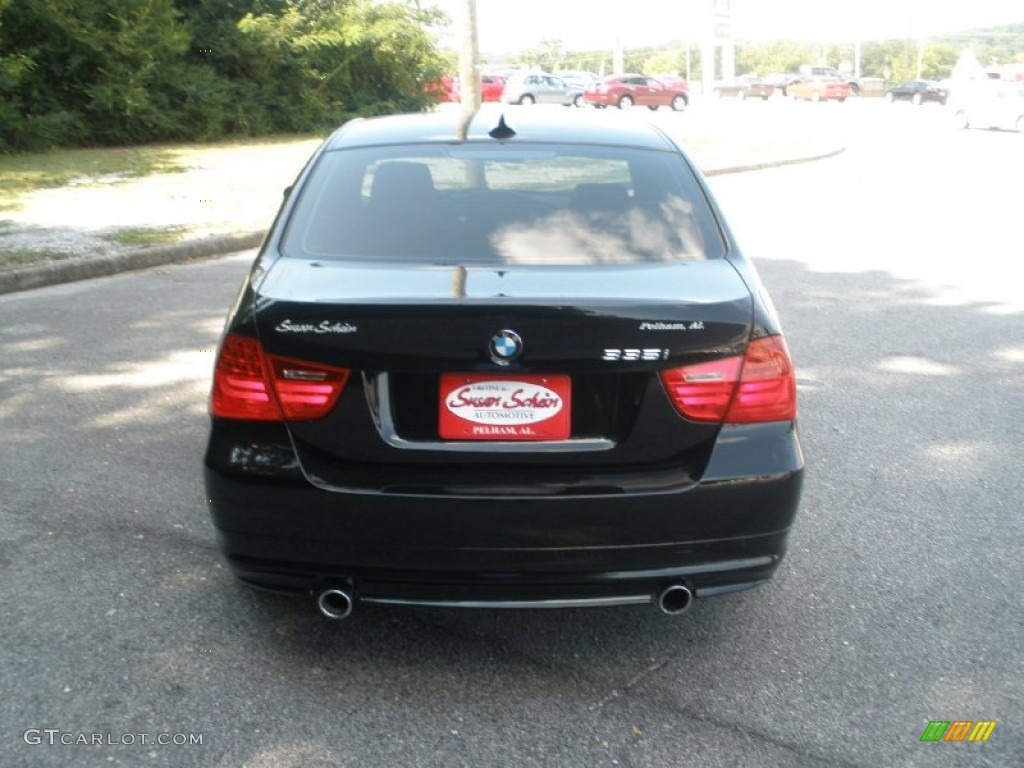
[{"left": 0, "top": 0, "right": 447, "bottom": 152}]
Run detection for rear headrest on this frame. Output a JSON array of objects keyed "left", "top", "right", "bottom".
[{"left": 370, "top": 162, "right": 435, "bottom": 206}]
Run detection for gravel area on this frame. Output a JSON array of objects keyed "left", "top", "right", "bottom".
[{"left": 0, "top": 139, "right": 323, "bottom": 260}]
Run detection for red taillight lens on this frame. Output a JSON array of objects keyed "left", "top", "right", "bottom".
[
  {"left": 265, "top": 354, "right": 349, "bottom": 420},
  {"left": 659, "top": 335, "right": 796, "bottom": 424},
  {"left": 211, "top": 334, "right": 278, "bottom": 420},
  {"left": 659, "top": 355, "right": 743, "bottom": 423},
  {"left": 725, "top": 335, "right": 796, "bottom": 422},
  {"left": 210, "top": 334, "right": 349, "bottom": 421}
]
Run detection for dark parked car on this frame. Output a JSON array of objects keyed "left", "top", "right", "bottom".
[
  {"left": 204, "top": 107, "right": 803, "bottom": 618},
  {"left": 583, "top": 74, "right": 689, "bottom": 110},
  {"left": 885, "top": 80, "right": 947, "bottom": 105}
]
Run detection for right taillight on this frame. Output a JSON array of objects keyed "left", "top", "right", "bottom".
[
  {"left": 211, "top": 334, "right": 349, "bottom": 421},
  {"left": 660, "top": 335, "right": 796, "bottom": 424}
]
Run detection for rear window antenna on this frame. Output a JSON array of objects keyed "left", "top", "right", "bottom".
[{"left": 489, "top": 114, "right": 516, "bottom": 140}]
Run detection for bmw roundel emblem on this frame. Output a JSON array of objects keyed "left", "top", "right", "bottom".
[{"left": 489, "top": 329, "right": 523, "bottom": 365}]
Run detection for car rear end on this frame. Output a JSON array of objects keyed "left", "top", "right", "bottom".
[
  {"left": 583, "top": 76, "right": 619, "bottom": 107},
  {"left": 203, "top": 109, "right": 803, "bottom": 615},
  {"left": 824, "top": 79, "right": 852, "bottom": 101}
]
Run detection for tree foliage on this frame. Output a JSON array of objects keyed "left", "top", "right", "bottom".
[
  {"left": 0, "top": 0, "right": 447, "bottom": 152},
  {"left": 510, "top": 38, "right": 566, "bottom": 73},
  {"left": 509, "top": 22, "right": 1022, "bottom": 85},
  {"left": 937, "top": 22, "right": 1024, "bottom": 68}
]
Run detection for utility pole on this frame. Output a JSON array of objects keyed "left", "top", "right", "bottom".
[
  {"left": 702, "top": 0, "right": 734, "bottom": 95},
  {"left": 456, "top": 0, "right": 480, "bottom": 141},
  {"left": 613, "top": 11, "right": 624, "bottom": 74}
]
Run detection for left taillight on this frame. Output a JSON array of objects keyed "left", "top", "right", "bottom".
[
  {"left": 659, "top": 335, "right": 797, "bottom": 424},
  {"left": 210, "top": 334, "right": 350, "bottom": 421}
]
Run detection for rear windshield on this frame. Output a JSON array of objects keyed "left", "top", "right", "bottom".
[{"left": 281, "top": 143, "right": 724, "bottom": 265}]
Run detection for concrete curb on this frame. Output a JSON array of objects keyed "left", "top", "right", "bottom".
[
  {"left": 0, "top": 231, "right": 264, "bottom": 296},
  {"left": 0, "top": 146, "right": 845, "bottom": 296},
  {"left": 703, "top": 146, "right": 846, "bottom": 177}
]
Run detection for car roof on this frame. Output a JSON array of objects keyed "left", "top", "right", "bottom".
[{"left": 325, "top": 106, "right": 678, "bottom": 152}]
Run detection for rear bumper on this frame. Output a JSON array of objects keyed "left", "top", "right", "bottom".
[{"left": 204, "top": 421, "right": 803, "bottom": 604}]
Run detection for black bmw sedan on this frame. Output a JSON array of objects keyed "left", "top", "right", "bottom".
[{"left": 204, "top": 107, "right": 804, "bottom": 618}]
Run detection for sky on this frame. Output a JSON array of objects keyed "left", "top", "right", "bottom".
[{"left": 429, "top": 0, "right": 1024, "bottom": 53}]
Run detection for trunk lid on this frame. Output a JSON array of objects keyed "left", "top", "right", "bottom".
[{"left": 254, "top": 258, "right": 753, "bottom": 493}]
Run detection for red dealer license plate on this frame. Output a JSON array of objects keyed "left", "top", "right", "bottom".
[{"left": 439, "top": 373, "right": 571, "bottom": 441}]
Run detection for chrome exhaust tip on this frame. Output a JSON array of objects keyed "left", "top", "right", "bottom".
[
  {"left": 317, "top": 588, "right": 354, "bottom": 619},
  {"left": 657, "top": 584, "right": 694, "bottom": 615}
]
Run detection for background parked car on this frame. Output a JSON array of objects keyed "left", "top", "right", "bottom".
[
  {"left": 583, "top": 74, "right": 688, "bottom": 111},
  {"left": 424, "top": 74, "right": 457, "bottom": 103},
  {"left": 654, "top": 75, "right": 691, "bottom": 94},
  {"left": 798, "top": 65, "right": 860, "bottom": 95},
  {"left": 764, "top": 73, "right": 801, "bottom": 97},
  {"left": 555, "top": 70, "right": 599, "bottom": 91},
  {"left": 501, "top": 73, "right": 583, "bottom": 107},
  {"left": 480, "top": 74, "right": 505, "bottom": 102},
  {"left": 451, "top": 73, "right": 505, "bottom": 103},
  {"left": 713, "top": 75, "right": 774, "bottom": 100},
  {"left": 885, "top": 80, "right": 948, "bottom": 105},
  {"left": 787, "top": 77, "right": 852, "bottom": 102},
  {"left": 951, "top": 81, "right": 1024, "bottom": 132}
]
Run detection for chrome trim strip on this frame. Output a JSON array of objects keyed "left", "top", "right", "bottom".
[
  {"left": 365, "top": 372, "right": 616, "bottom": 453},
  {"left": 282, "top": 369, "right": 327, "bottom": 381},
  {"left": 605, "top": 555, "right": 775, "bottom": 579},
  {"left": 360, "top": 594, "right": 653, "bottom": 609}
]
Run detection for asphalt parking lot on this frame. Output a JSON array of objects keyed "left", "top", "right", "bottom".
[{"left": 1, "top": 99, "right": 1021, "bottom": 767}]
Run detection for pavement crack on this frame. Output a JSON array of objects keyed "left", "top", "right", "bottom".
[{"left": 588, "top": 656, "right": 673, "bottom": 711}]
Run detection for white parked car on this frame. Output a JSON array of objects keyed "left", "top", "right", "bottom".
[{"left": 951, "top": 81, "right": 1024, "bottom": 132}]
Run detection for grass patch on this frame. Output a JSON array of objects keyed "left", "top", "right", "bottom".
[
  {"left": 0, "top": 133, "right": 323, "bottom": 212},
  {"left": 103, "top": 226, "right": 187, "bottom": 247},
  {"left": 0, "top": 248, "right": 75, "bottom": 267},
  {"left": 0, "top": 145, "right": 189, "bottom": 209}
]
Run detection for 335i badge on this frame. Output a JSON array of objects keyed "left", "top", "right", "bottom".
[{"left": 203, "top": 106, "right": 804, "bottom": 619}]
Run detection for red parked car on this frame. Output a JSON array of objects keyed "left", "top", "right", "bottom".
[
  {"left": 452, "top": 74, "right": 505, "bottom": 103},
  {"left": 424, "top": 74, "right": 457, "bottom": 103},
  {"left": 584, "top": 74, "right": 689, "bottom": 111},
  {"left": 787, "top": 78, "right": 851, "bottom": 102}
]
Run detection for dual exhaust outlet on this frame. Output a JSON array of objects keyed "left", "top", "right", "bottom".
[
  {"left": 317, "top": 587, "right": 354, "bottom": 620},
  {"left": 315, "top": 583, "right": 693, "bottom": 618}
]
